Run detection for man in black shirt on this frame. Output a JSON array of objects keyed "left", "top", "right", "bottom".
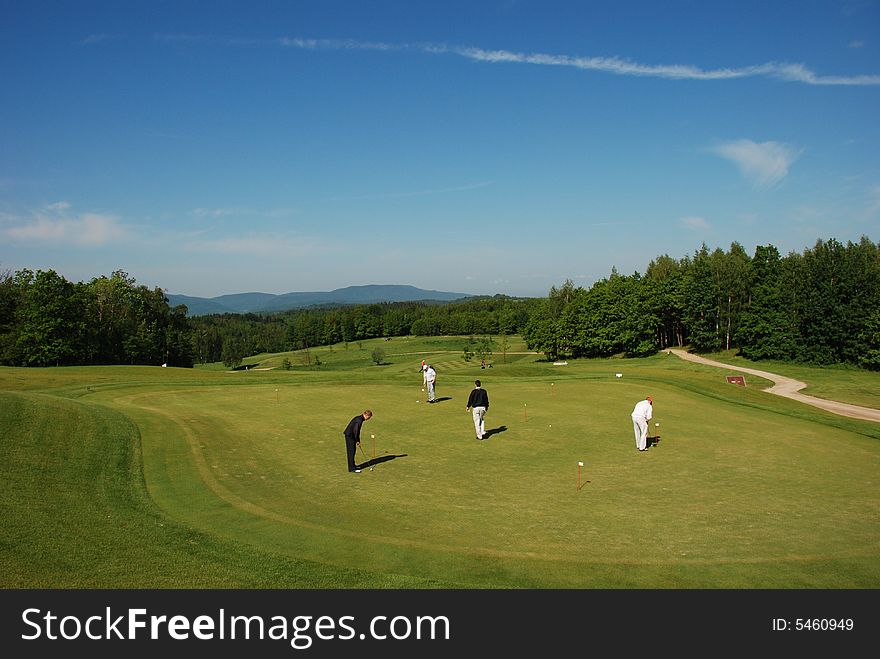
[
  {"left": 343, "top": 410, "right": 372, "bottom": 473},
  {"left": 466, "top": 380, "right": 489, "bottom": 440}
]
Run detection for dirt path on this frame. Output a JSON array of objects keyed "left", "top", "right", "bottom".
[{"left": 667, "top": 349, "right": 880, "bottom": 423}]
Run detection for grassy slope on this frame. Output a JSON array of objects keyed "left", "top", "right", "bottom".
[
  {"left": 0, "top": 385, "right": 450, "bottom": 587},
  {"left": 700, "top": 349, "right": 880, "bottom": 410},
  {"left": 1, "top": 337, "right": 878, "bottom": 588}
]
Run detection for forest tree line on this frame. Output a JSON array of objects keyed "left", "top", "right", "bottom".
[
  {"left": 0, "top": 269, "right": 192, "bottom": 367},
  {"left": 522, "top": 236, "right": 880, "bottom": 368},
  {"left": 1, "top": 236, "right": 878, "bottom": 369}
]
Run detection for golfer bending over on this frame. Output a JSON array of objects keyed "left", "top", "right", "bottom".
[
  {"left": 466, "top": 380, "right": 489, "bottom": 440},
  {"left": 344, "top": 410, "right": 372, "bottom": 473},
  {"left": 631, "top": 396, "right": 653, "bottom": 452}
]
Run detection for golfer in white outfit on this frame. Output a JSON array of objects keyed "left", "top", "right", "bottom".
[
  {"left": 425, "top": 365, "right": 437, "bottom": 402},
  {"left": 631, "top": 396, "right": 653, "bottom": 451}
]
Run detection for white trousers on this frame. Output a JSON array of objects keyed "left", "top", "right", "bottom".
[
  {"left": 632, "top": 415, "right": 648, "bottom": 450},
  {"left": 427, "top": 381, "right": 435, "bottom": 401},
  {"left": 472, "top": 406, "right": 486, "bottom": 438}
]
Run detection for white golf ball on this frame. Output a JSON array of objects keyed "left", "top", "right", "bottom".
[
  {"left": 371, "top": 434, "right": 375, "bottom": 438},
  {"left": 655, "top": 423, "right": 660, "bottom": 426}
]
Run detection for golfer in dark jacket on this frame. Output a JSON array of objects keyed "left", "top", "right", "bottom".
[
  {"left": 466, "top": 380, "right": 489, "bottom": 440},
  {"left": 344, "top": 410, "right": 372, "bottom": 473}
]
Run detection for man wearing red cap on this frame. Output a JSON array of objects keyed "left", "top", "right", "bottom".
[
  {"left": 424, "top": 364, "right": 437, "bottom": 402},
  {"left": 631, "top": 396, "right": 653, "bottom": 451}
]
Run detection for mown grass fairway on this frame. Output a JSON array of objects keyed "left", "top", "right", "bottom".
[{"left": 2, "top": 336, "right": 879, "bottom": 588}]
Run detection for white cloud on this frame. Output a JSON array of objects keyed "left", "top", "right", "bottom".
[
  {"left": 455, "top": 47, "right": 745, "bottom": 80},
  {"left": 81, "top": 33, "right": 117, "bottom": 45},
  {"left": 711, "top": 139, "right": 802, "bottom": 188},
  {"left": 155, "top": 34, "right": 880, "bottom": 87},
  {"left": 3, "top": 203, "right": 129, "bottom": 246},
  {"left": 278, "top": 37, "right": 397, "bottom": 52},
  {"left": 190, "top": 207, "right": 238, "bottom": 219},
  {"left": 186, "top": 232, "right": 322, "bottom": 257},
  {"left": 77, "top": 213, "right": 129, "bottom": 245},
  {"left": 859, "top": 184, "right": 880, "bottom": 221},
  {"left": 452, "top": 47, "right": 880, "bottom": 86},
  {"left": 680, "top": 216, "right": 710, "bottom": 230},
  {"left": 790, "top": 205, "right": 826, "bottom": 223},
  {"left": 353, "top": 181, "right": 494, "bottom": 200},
  {"left": 189, "top": 206, "right": 299, "bottom": 219}
]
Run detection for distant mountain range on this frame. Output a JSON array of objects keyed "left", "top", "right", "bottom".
[{"left": 166, "top": 284, "right": 473, "bottom": 316}]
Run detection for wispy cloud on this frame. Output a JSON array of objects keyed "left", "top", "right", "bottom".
[
  {"left": 189, "top": 206, "right": 299, "bottom": 219},
  {"left": 190, "top": 207, "right": 238, "bottom": 219},
  {"left": 711, "top": 139, "right": 802, "bottom": 188},
  {"left": 154, "top": 33, "right": 880, "bottom": 87},
  {"left": 354, "top": 181, "right": 494, "bottom": 200},
  {"left": 452, "top": 46, "right": 880, "bottom": 86},
  {"left": 81, "top": 33, "right": 119, "bottom": 45},
  {"left": 157, "top": 34, "right": 399, "bottom": 52},
  {"left": 859, "top": 184, "right": 880, "bottom": 221},
  {"left": 784, "top": 185, "right": 880, "bottom": 228},
  {"left": 680, "top": 216, "right": 710, "bottom": 230},
  {"left": 842, "top": 1, "right": 873, "bottom": 18},
  {"left": 2, "top": 203, "right": 129, "bottom": 246},
  {"left": 185, "top": 232, "right": 321, "bottom": 257},
  {"left": 278, "top": 37, "right": 398, "bottom": 52}
]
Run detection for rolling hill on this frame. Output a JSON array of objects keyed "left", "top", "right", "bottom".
[{"left": 166, "top": 284, "right": 472, "bottom": 316}]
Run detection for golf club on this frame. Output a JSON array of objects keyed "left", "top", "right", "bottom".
[{"left": 358, "top": 443, "right": 373, "bottom": 471}]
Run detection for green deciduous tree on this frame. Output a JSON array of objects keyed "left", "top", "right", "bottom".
[
  {"left": 786, "top": 237, "right": 880, "bottom": 364},
  {"left": 857, "top": 309, "right": 880, "bottom": 370},
  {"left": 736, "top": 245, "right": 798, "bottom": 360},
  {"left": 645, "top": 254, "right": 687, "bottom": 348},
  {"left": 222, "top": 337, "right": 245, "bottom": 369},
  {"left": 15, "top": 269, "right": 86, "bottom": 366},
  {"left": 523, "top": 280, "right": 578, "bottom": 360},
  {"left": 563, "top": 271, "right": 658, "bottom": 358}
]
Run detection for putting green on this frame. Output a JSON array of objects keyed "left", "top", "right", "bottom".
[{"left": 2, "top": 340, "right": 879, "bottom": 588}]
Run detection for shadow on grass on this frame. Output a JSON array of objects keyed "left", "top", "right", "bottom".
[
  {"left": 481, "top": 425, "right": 508, "bottom": 439},
  {"left": 428, "top": 397, "right": 452, "bottom": 404},
  {"left": 358, "top": 454, "right": 408, "bottom": 469},
  {"left": 647, "top": 435, "right": 661, "bottom": 447}
]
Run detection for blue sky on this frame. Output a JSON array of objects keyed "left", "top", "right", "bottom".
[{"left": 2, "top": 1, "right": 879, "bottom": 298}]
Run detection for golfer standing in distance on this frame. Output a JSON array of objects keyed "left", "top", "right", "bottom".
[
  {"left": 425, "top": 364, "right": 437, "bottom": 403},
  {"left": 343, "top": 410, "right": 372, "bottom": 473},
  {"left": 466, "top": 380, "right": 489, "bottom": 440},
  {"left": 631, "top": 396, "right": 653, "bottom": 451}
]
